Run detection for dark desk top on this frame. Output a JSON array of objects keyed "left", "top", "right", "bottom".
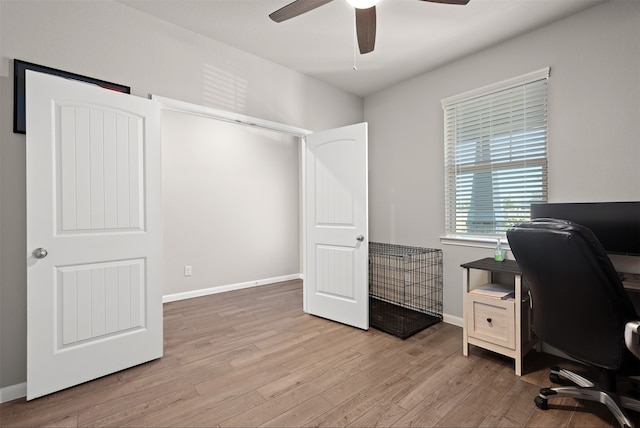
[
  {"left": 461, "top": 257, "right": 522, "bottom": 275},
  {"left": 462, "top": 258, "right": 640, "bottom": 292},
  {"left": 620, "top": 272, "right": 640, "bottom": 292}
]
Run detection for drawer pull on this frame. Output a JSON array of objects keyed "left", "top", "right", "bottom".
[{"left": 487, "top": 318, "right": 492, "bottom": 323}]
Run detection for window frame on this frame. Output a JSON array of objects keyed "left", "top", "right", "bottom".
[{"left": 442, "top": 68, "right": 550, "bottom": 237}]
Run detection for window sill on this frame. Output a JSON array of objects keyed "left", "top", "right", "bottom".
[{"left": 440, "top": 234, "right": 511, "bottom": 250}]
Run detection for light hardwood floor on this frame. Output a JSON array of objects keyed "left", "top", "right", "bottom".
[{"left": 1, "top": 280, "right": 637, "bottom": 427}]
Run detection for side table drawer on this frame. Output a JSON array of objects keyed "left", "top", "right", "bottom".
[{"left": 466, "top": 295, "right": 515, "bottom": 350}]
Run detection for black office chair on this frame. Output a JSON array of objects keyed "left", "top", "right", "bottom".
[{"left": 507, "top": 218, "right": 640, "bottom": 428}]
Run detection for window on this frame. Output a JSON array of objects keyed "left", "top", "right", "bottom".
[{"left": 443, "top": 68, "right": 549, "bottom": 236}]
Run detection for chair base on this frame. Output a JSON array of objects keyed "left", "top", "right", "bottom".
[{"left": 534, "top": 366, "right": 640, "bottom": 428}]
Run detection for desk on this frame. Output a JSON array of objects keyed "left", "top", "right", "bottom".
[
  {"left": 621, "top": 272, "right": 640, "bottom": 292},
  {"left": 462, "top": 259, "right": 639, "bottom": 376},
  {"left": 461, "top": 258, "right": 538, "bottom": 376}
]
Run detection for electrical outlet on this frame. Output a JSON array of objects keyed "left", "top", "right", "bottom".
[{"left": 184, "top": 265, "right": 192, "bottom": 277}]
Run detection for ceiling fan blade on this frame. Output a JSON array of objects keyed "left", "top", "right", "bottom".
[
  {"left": 419, "top": 0, "right": 470, "bottom": 5},
  {"left": 355, "top": 6, "right": 376, "bottom": 54},
  {"left": 269, "top": 0, "right": 334, "bottom": 22}
]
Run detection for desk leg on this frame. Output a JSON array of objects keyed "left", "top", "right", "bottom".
[
  {"left": 515, "top": 274, "right": 522, "bottom": 376},
  {"left": 462, "top": 268, "right": 469, "bottom": 356},
  {"left": 463, "top": 334, "right": 469, "bottom": 356}
]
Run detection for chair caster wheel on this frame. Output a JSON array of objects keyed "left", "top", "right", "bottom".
[
  {"left": 534, "top": 396, "right": 548, "bottom": 410},
  {"left": 549, "top": 373, "right": 561, "bottom": 384}
]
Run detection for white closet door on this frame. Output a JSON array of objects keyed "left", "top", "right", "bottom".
[
  {"left": 305, "top": 123, "right": 369, "bottom": 329},
  {"left": 26, "top": 71, "right": 163, "bottom": 399}
]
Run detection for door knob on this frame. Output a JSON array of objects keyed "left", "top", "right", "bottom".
[
  {"left": 356, "top": 235, "right": 365, "bottom": 242},
  {"left": 32, "top": 248, "right": 48, "bottom": 259}
]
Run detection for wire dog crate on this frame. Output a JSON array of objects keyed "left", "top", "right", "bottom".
[{"left": 369, "top": 243, "right": 443, "bottom": 339}]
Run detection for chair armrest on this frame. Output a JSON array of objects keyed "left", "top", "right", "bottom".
[{"left": 624, "top": 321, "right": 640, "bottom": 359}]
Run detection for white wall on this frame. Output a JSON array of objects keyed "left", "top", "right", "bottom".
[
  {"left": 161, "top": 110, "right": 300, "bottom": 298},
  {"left": 365, "top": 0, "right": 640, "bottom": 322},
  {"left": 0, "top": 0, "right": 363, "bottom": 391}
]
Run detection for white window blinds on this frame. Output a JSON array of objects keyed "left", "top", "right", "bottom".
[{"left": 443, "top": 69, "right": 549, "bottom": 235}]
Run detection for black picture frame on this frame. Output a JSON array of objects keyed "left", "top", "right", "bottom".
[{"left": 13, "top": 59, "right": 131, "bottom": 134}]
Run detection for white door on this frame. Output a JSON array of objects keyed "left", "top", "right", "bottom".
[
  {"left": 304, "top": 123, "right": 369, "bottom": 329},
  {"left": 26, "top": 71, "right": 163, "bottom": 400}
]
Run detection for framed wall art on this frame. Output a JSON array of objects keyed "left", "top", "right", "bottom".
[{"left": 13, "top": 59, "right": 131, "bottom": 134}]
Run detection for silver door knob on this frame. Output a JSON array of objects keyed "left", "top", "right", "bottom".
[
  {"left": 33, "top": 248, "right": 48, "bottom": 259},
  {"left": 356, "top": 235, "right": 365, "bottom": 242}
]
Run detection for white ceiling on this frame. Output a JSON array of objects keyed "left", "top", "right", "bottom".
[{"left": 117, "top": 0, "right": 606, "bottom": 97}]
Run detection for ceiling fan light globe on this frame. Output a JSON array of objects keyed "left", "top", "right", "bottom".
[{"left": 346, "top": 0, "right": 381, "bottom": 9}]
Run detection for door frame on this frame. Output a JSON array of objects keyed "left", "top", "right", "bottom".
[
  {"left": 151, "top": 96, "right": 313, "bottom": 309},
  {"left": 152, "top": 96, "right": 369, "bottom": 316}
]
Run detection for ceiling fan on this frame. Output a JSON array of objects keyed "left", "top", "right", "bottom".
[{"left": 269, "top": 0, "right": 470, "bottom": 55}]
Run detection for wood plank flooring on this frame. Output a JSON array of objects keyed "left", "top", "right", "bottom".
[{"left": 2, "top": 279, "right": 637, "bottom": 427}]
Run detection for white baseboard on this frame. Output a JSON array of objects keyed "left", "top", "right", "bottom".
[
  {"left": 442, "top": 313, "right": 463, "bottom": 327},
  {"left": 0, "top": 382, "right": 26, "bottom": 403},
  {"left": 162, "top": 273, "right": 303, "bottom": 303}
]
